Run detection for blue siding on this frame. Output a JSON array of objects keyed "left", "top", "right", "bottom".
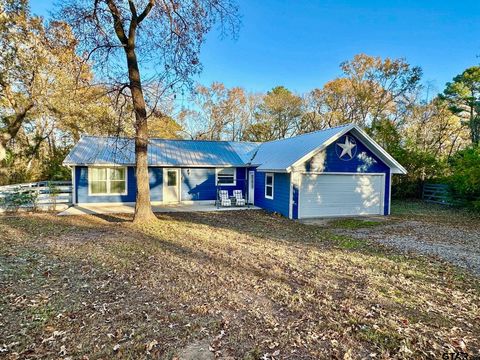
[
  {"left": 76, "top": 166, "right": 163, "bottom": 203},
  {"left": 180, "top": 167, "right": 247, "bottom": 201},
  {"left": 254, "top": 171, "right": 290, "bottom": 217},
  {"left": 212, "top": 167, "right": 248, "bottom": 199},
  {"left": 384, "top": 169, "right": 391, "bottom": 215},
  {"left": 181, "top": 168, "right": 216, "bottom": 201},
  {"left": 73, "top": 132, "right": 392, "bottom": 217},
  {"left": 292, "top": 183, "right": 299, "bottom": 219},
  {"left": 76, "top": 166, "right": 249, "bottom": 204},
  {"left": 307, "top": 133, "right": 389, "bottom": 174},
  {"left": 76, "top": 166, "right": 137, "bottom": 203},
  {"left": 303, "top": 132, "right": 391, "bottom": 216},
  {"left": 149, "top": 167, "right": 163, "bottom": 202}
]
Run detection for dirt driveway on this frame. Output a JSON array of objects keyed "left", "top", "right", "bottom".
[{"left": 318, "top": 202, "right": 480, "bottom": 276}]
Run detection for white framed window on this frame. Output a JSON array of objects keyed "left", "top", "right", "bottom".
[
  {"left": 88, "top": 167, "right": 127, "bottom": 195},
  {"left": 265, "top": 173, "right": 274, "bottom": 199},
  {"left": 216, "top": 168, "right": 236, "bottom": 186}
]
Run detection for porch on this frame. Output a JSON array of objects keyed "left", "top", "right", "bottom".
[{"left": 58, "top": 202, "right": 260, "bottom": 216}]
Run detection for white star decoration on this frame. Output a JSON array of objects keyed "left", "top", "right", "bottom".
[{"left": 337, "top": 136, "right": 356, "bottom": 159}]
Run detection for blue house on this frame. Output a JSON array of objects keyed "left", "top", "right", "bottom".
[{"left": 63, "top": 124, "right": 406, "bottom": 219}]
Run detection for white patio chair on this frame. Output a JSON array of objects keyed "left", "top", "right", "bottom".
[
  {"left": 218, "top": 190, "right": 231, "bottom": 207},
  {"left": 233, "top": 190, "right": 246, "bottom": 206}
]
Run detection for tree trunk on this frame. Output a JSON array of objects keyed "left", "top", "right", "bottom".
[{"left": 125, "top": 47, "right": 157, "bottom": 223}]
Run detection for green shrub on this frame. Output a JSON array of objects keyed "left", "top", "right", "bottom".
[
  {"left": 0, "top": 189, "right": 39, "bottom": 212},
  {"left": 391, "top": 148, "right": 447, "bottom": 199},
  {"left": 447, "top": 146, "right": 480, "bottom": 209}
]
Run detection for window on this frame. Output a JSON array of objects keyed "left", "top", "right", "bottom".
[
  {"left": 167, "top": 170, "right": 177, "bottom": 186},
  {"left": 216, "top": 168, "right": 236, "bottom": 186},
  {"left": 265, "top": 173, "right": 274, "bottom": 199},
  {"left": 89, "top": 167, "right": 127, "bottom": 195}
]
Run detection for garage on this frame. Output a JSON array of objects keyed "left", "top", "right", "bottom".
[{"left": 298, "top": 173, "right": 385, "bottom": 218}]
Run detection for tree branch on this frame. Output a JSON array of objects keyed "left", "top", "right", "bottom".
[
  {"left": 137, "top": 0, "right": 155, "bottom": 24},
  {"left": 105, "top": 0, "right": 128, "bottom": 45}
]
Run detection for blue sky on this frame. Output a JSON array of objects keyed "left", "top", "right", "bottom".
[{"left": 31, "top": 0, "right": 480, "bottom": 95}]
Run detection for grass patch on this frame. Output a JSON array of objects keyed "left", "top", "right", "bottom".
[
  {"left": 330, "top": 233, "right": 368, "bottom": 249},
  {"left": 391, "top": 199, "right": 480, "bottom": 220},
  {"left": 328, "top": 218, "right": 383, "bottom": 229},
  {"left": 357, "top": 327, "right": 403, "bottom": 353}
]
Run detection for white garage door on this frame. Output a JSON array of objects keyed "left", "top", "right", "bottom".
[{"left": 298, "top": 174, "right": 384, "bottom": 218}]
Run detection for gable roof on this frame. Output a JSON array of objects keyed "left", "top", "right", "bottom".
[
  {"left": 250, "top": 124, "right": 352, "bottom": 171},
  {"left": 252, "top": 123, "right": 406, "bottom": 174},
  {"left": 63, "top": 136, "right": 259, "bottom": 167},
  {"left": 64, "top": 124, "right": 407, "bottom": 174}
]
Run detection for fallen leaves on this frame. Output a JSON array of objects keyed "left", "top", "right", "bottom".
[
  {"left": 146, "top": 339, "right": 157, "bottom": 352},
  {"left": 0, "top": 210, "right": 479, "bottom": 359}
]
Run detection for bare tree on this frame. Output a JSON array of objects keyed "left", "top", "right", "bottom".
[{"left": 58, "top": 0, "right": 239, "bottom": 222}]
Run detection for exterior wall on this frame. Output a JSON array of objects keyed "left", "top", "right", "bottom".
[
  {"left": 316, "top": 133, "right": 391, "bottom": 174},
  {"left": 293, "top": 132, "right": 391, "bottom": 217},
  {"left": 149, "top": 167, "right": 163, "bottom": 202},
  {"left": 76, "top": 166, "right": 137, "bottom": 204},
  {"left": 180, "top": 168, "right": 215, "bottom": 201},
  {"left": 254, "top": 170, "right": 291, "bottom": 217},
  {"left": 291, "top": 176, "right": 299, "bottom": 219},
  {"left": 384, "top": 168, "right": 391, "bottom": 215},
  {"left": 75, "top": 166, "right": 247, "bottom": 204},
  {"left": 180, "top": 167, "right": 247, "bottom": 201},
  {"left": 211, "top": 167, "right": 248, "bottom": 199}
]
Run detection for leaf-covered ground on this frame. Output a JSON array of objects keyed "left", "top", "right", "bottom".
[{"left": 1, "top": 203, "right": 479, "bottom": 359}]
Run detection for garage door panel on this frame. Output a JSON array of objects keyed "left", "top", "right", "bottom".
[{"left": 299, "top": 174, "right": 384, "bottom": 218}]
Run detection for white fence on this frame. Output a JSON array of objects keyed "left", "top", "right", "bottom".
[{"left": 0, "top": 181, "right": 72, "bottom": 212}]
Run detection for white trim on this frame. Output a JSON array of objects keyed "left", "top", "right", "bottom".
[
  {"left": 289, "top": 171, "right": 301, "bottom": 220},
  {"left": 255, "top": 169, "right": 289, "bottom": 173},
  {"left": 215, "top": 167, "right": 237, "bottom": 186},
  {"left": 382, "top": 174, "right": 386, "bottom": 215},
  {"left": 163, "top": 168, "right": 181, "bottom": 203},
  {"left": 248, "top": 170, "right": 255, "bottom": 205},
  {"left": 353, "top": 125, "right": 407, "bottom": 175},
  {"left": 287, "top": 124, "right": 354, "bottom": 172},
  {"left": 265, "top": 173, "right": 274, "bottom": 200},
  {"left": 388, "top": 172, "right": 392, "bottom": 215},
  {"left": 286, "top": 124, "right": 407, "bottom": 175},
  {"left": 296, "top": 175, "right": 300, "bottom": 218},
  {"left": 71, "top": 166, "right": 76, "bottom": 205},
  {"left": 288, "top": 175, "right": 293, "bottom": 219},
  {"left": 88, "top": 166, "right": 128, "bottom": 196},
  {"left": 350, "top": 125, "right": 407, "bottom": 174},
  {"left": 297, "top": 172, "right": 386, "bottom": 219},
  {"left": 300, "top": 171, "right": 386, "bottom": 176}
]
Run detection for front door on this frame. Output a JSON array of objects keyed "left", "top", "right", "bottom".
[
  {"left": 163, "top": 168, "right": 180, "bottom": 203},
  {"left": 248, "top": 171, "right": 255, "bottom": 204}
]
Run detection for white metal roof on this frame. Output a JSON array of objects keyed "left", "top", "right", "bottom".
[
  {"left": 63, "top": 136, "right": 259, "bottom": 167},
  {"left": 250, "top": 125, "right": 353, "bottom": 171},
  {"left": 63, "top": 125, "right": 407, "bottom": 174}
]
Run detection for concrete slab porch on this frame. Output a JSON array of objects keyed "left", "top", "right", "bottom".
[{"left": 58, "top": 203, "right": 260, "bottom": 216}]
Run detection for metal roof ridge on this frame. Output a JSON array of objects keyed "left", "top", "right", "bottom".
[{"left": 260, "top": 123, "right": 353, "bottom": 145}]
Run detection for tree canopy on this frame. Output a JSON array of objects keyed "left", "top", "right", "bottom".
[
  {"left": 0, "top": 0, "right": 116, "bottom": 183},
  {"left": 440, "top": 66, "right": 480, "bottom": 145}
]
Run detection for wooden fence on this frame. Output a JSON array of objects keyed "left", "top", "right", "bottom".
[
  {"left": 422, "top": 183, "right": 452, "bottom": 205},
  {"left": 0, "top": 181, "right": 72, "bottom": 211}
]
